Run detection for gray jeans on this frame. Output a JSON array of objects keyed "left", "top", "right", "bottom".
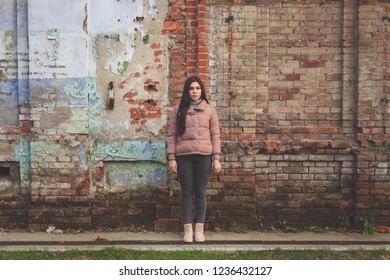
[{"left": 176, "top": 154, "right": 212, "bottom": 224}]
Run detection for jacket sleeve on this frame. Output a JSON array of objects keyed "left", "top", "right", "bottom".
[
  {"left": 167, "top": 106, "right": 178, "bottom": 160},
  {"left": 209, "top": 105, "right": 221, "bottom": 160}
]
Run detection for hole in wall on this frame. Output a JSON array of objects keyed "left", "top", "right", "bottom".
[
  {"left": 0, "top": 167, "right": 11, "bottom": 177},
  {"left": 0, "top": 162, "right": 20, "bottom": 194}
]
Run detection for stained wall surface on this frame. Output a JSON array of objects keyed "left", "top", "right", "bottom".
[{"left": 0, "top": 0, "right": 389, "bottom": 231}]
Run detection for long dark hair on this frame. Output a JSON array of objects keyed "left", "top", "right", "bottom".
[{"left": 176, "top": 76, "right": 209, "bottom": 136}]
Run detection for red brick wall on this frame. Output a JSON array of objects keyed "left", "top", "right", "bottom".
[
  {"left": 157, "top": 0, "right": 390, "bottom": 231},
  {"left": 355, "top": 1, "right": 390, "bottom": 225}
]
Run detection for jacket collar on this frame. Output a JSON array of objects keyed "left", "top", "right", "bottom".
[{"left": 193, "top": 100, "right": 207, "bottom": 111}]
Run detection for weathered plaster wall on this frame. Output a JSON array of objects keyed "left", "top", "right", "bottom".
[
  {"left": 0, "top": 1, "right": 18, "bottom": 128},
  {"left": 1, "top": 0, "right": 171, "bottom": 230}
]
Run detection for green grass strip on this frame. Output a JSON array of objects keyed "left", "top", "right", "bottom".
[{"left": 0, "top": 248, "right": 389, "bottom": 260}]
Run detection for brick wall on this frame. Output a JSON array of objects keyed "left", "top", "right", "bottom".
[
  {"left": 0, "top": 0, "right": 29, "bottom": 229},
  {"left": 0, "top": 0, "right": 389, "bottom": 232},
  {"left": 204, "top": 0, "right": 355, "bottom": 230},
  {"left": 355, "top": 1, "right": 390, "bottom": 225},
  {"left": 158, "top": 0, "right": 390, "bottom": 231}
]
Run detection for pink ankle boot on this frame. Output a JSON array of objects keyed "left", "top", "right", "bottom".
[
  {"left": 195, "top": 223, "right": 205, "bottom": 242},
  {"left": 183, "top": 224, "right": 193, "bottom": 243}
]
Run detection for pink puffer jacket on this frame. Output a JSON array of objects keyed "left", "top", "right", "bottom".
[{"left": 167, "top": 100, "right": 221, "bottom": 160}]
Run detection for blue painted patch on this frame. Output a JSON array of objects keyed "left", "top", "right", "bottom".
[
  {"left": 80, "top": 146, "right": 86, "bottom": 161},
  {"left": 18, "top": 79, "right": 30, "bottom": 104},
  {"left": 29, "top": 78, "right": 89, "bottom": 106},
  {"left": 14, "top": 140, "right": 31, "bottom": 181},
  {"left": 79, "top": 146, "right": 89, "bottom": 171},
  {"left": 0, "top": 79, "right": 19, "bottom": 126},
  {"left": 0, "top": 79, "right": 18, "bottom": 107},
  {"left": 153, "top": 167, "right": 166, "bottom": 185},
  {"left": 92, "top": 141, "right": 167, "bottom": 164},
  {"left": 105, "top": 161, "right": 167, "bottom": 187},
  {"left": 0, "top": 16, "right": 16, "bottom": 31}
]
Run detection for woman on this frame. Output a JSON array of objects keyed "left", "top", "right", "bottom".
[{"left": 167, "top": 76, "right": 222, "bottom": 243}]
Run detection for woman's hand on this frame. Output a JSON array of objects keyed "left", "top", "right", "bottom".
[
  {"left": 169, "top": 160, "right": 177, "bottom": 173},
  {"left": 213, "top": 160, "right": 222, "bottom": 174}
]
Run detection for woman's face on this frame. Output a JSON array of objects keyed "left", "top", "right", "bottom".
[{"left": 188, "top": 81, "right": 202, "bottom": 102}]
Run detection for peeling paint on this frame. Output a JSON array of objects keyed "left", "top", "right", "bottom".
[
  {"left": 14, "top": 140, "right": 31, "bottom": 182},
  {"left": 89, "top": 0, "right": 164, "bottom": 75},
  {"left": 69, "top": 141, "right": 80, "bottom": 148},
  {"left": 101, "top": 34, "right": 136, "bottom": 75},
  {"left": 145, "top": 115, "right": 166, "bottom": 136},
  {"left": 103, "top": 34, "right": 120, "bottom": 41},
  {"left": 105, "top": 161, "right": 166, "bottom": 188},
  {"left": 122, "top": 61, "right": 129, "bottom": 73},
  {"left": 148, "top": 0, "right": 158, "bottom": 17},
  {"left": 4, "top": 30, "right": 16, "bottom": 51},
  {"left": 79, "top": 146, "right": 88, "bottom": 170},
  {"left": 65, "top": 108, "right": 88, "bottom": 134},
  {"left": 142, "top": 33, "right": 150, "bottom": 44},
  {"left": 105, "top": 120, "right": 114, "bottom": 130},
  {"left": 91, "top": 38, "right": 99, "bottom": 60},
  {"left": 63, "top": 80, "right": 88, "bottom": 99},
  {"left": 91, "top": 141, "right": 166, "bottom": 164},
  {"left": 30, "top": 78, "right": 91, "bottom": 106},
  {"left": 47, "top": 29, "right": 59, "bottom": 41},
  {"left": 0, "top": 79, "right": 18, "bottom": 124},
  {"left": 47, "top": 29, "right": 60, "bottom": 56},
  {"left": 117, "top": 60, "right": 130, "bottom": 76},
  {"left": 90, "top": 0, "right": 168, "bottom": 139},
  {"left": 0, "top": 0, "right": 171, "bottom": 229},
  {"left": 30, "top": 141, "right": 63, "bottom": 161},
  {"left": 86, "top": 77, "right": 104, "bottom": 136},
  {"left": 40, "top": 108, "right": 72, "bottom": 130},
  {"left": 89, "top": 1, "right": 143, "bottom": 35},
  {"left": 88, "top": 0, "right": 148, "bottom": 75},
  {"left": 135, "top": 24, "right": 148, "bottom": 40},
  {"left": 2, "top": 0, "right": 169, "bottom": 204}
]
